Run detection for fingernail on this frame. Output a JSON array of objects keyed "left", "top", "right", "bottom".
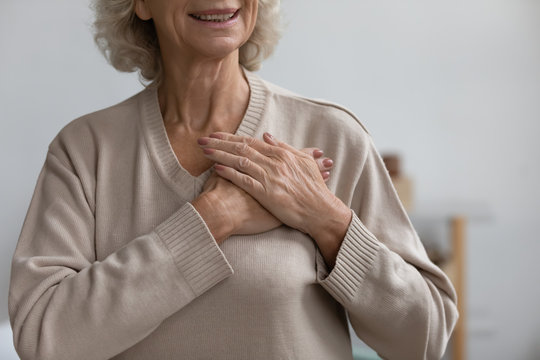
[
  {"left": 264, "top": 132, "right": 274, "bottom": 140},
  {"left": 314, "top": 149, "right": 324, "bottom": 158},
  {"left": 323, "top": 159, "right": 333, "bottom": 168},
  {"left": 209, "top": 133, "right": 222, "bottom": 139},
  {"left": 214, "top": 164, "right": 225, "bottom": 171},
  {"left": 203, "top": 148, "right": 215, "bottom": 154},
  {"left": 322, "top": 171, "right": 330, "bottom": 179},
  {"left": 197, "top": 137, "right": 209, "bottom": 145}
]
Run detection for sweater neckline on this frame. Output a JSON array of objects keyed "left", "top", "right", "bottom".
[{"left": 138, "top": 65, "right": 268, "bottom": 200}]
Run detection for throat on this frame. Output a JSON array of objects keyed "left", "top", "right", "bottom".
[{"left": 158, "top": 72, "right": 250, "bottom": 132}]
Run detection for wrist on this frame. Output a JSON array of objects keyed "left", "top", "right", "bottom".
[
  {"left": 191, "top": 192, "right": 234, "bottom": 244},
  {"left": 308, "top": 196, "right": 352, "bottom": 248}
]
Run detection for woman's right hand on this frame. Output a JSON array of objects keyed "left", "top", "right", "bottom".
[{"left": 191, "top": 147, "right": 334, "bottom": 244}]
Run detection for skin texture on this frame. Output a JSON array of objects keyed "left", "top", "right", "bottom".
[
  {"left": 133, "top": 0, "right": 350, "bottom": 268},
  {"left": 194, "top": 147, "right": 334, "bottom": 242},
  {"left": 197, "top": 132, "right": 352, "bottom": 269}
]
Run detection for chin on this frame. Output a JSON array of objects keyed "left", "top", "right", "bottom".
[{"left": 192, "top": 38, "right": 243, "bottom": 59}]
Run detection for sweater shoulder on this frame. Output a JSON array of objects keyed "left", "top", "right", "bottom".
[
  {"left": 260, "top": 77, "right": 372, "bottom": 140},
  {"left": 48, "top": 90, "right": 143, "bottom": 169}
]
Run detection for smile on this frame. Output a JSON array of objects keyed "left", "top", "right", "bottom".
[{"left": 189, "top": 9, "right": 240, "bottom": 23}]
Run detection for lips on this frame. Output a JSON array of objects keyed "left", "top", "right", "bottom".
[
  {"left": 189, "top": 8, "right": 239, "bottom": 16},
  {"left": 190, "top": 12, "right": 235, "bottom": 22},
  {"left": 188, "top": 8, "right": 240, "bottom": 24},
  {"left": 189, "top": 8, "right": 239, "bottom": 20}
]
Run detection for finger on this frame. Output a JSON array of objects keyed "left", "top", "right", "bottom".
[
  {"left": 201, "top": 147, "right": 267, "bottom": 182},
  {"left": 300, "top": 147, "right": 324, "bottom": 159},
  {"left": 292, "top": 147, "right": 333, "bottom": 181},
  {"left": 213, "top": 164, "right": 265, "bottom": 197},
  {"left": 263, "top": 132, "right": 306, "bottom": 157},
  {"left": 316, "top": 157, "right": 334, "bottom": 172},
  {"left": 207, "top": 132, "right": 277, "bottom": 158},
  {"left": 198, "top": 137, "right": 273, "bottom": 167},
  {"left": 262, "top": 135, "right": 331, "bottom": 182},
  {"left": 322, "top": 171, "right": 330, "bottom": 182}
]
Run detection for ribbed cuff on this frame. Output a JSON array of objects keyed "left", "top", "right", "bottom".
[
  {"left": 316, "top": 210, "right": 380, "bottom": 303},
  {"left": 154, "top": 202, "right": 234, "bottom": 297}
]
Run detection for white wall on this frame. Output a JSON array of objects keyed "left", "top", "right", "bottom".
[
  {"left": 1, "top": 1, "right": 539, "bottom": 359},
  {"left": 260, "top": 1, "right": 540, "bottom": 358}
]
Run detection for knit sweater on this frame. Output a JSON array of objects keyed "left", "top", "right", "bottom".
[{"left": 8, "top": 66, "right": 458, "bottom": 360}]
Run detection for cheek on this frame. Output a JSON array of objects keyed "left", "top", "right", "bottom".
[
  {"left": 245, "top": 3, "right": 258, "bottom": 34},
  {"left": 151, "top": 7, "right": 184, "bottom": 43},
  {"left": 172, "top": 11, "right": 189, "bottom": 41},
  {"left": 251, "top": 2, "right": 259, "bottom": 23}
]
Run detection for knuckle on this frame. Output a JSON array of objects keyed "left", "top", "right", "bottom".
[
  {"left": 238, "top": 157, "right": 250, "bottom": 169},
  {"left": 243, "top": 137, "right": 257, "bottom": 147},
  {"left": 274, "top": 147, "right": 288, "bottom": 159},
  {"left": 297, "top": 151, "right": 312, "bottom": 160},
  {"left": 276, "top": 162, "right": 289, "bottom": 176},
  {"left": 235, "top": 143, "right": 249, "bottom": 155},
  {"left": 241, "top": 174, "right": 254, "bottom": 187},
  {"left": 306, "top": 157, "right": 318, "bottom": 169},
  {"left": 282, "top": 151, "right": 296, "bottom": 164},
  {"left": 261, "top": 171, "right": 270, "bottom": 186}
]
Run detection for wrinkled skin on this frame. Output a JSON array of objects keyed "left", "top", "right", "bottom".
[
  {"left": 197, "top": 132, "right": 349, "bottom": 240},
  {"left": 197, "top": 139, "right": 335, "bottom": 237}
]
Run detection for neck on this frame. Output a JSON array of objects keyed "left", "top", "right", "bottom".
[{"left": 157, "top": 51, "right": 250, "bottom": 134}]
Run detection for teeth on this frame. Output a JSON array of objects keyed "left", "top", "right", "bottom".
[{"left": 192, "top": 13, "right": 235, "bottom": 22}]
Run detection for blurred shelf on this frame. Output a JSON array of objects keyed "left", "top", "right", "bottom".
[{"left": 406, "top": 201, "right": 492, "bottom": 360}]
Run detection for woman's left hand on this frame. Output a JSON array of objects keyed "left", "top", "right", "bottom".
[{"left": 197, "top": 132, "right": 352, "bottom": 245}]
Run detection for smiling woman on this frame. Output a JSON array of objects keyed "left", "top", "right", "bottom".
[
  {"left": 92, "top": 0, "right": 281, "bottom": 86},
  {"left": 8, "top": 0, "right": 458, "bottom": 359}
]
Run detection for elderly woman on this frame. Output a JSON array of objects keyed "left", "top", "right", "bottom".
[{"left": 8, "top": 0, "right": 458, "bottom": 359}]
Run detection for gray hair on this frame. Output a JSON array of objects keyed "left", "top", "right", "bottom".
[{"left": 91, "top": 0, "right": 283, "bottom": 87}]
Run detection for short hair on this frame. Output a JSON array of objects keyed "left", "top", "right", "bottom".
[{"left": 91, "top": 0, "right": 283, "bottom": 87}]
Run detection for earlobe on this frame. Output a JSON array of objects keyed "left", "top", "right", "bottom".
[{"left": 134, "top": 0, "right": 152, "bottom": 21}]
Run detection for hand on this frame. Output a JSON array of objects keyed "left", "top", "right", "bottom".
[
  {"left": 192, "top": 139, "right": 335, "bottom": 243},
  {"left": 196, "top": 172, "right": 281, "bottom": 239},
  {"left": 196, "top": 132, "right": 351, "bottom": 242}
]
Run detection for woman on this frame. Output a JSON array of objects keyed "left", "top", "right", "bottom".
[{"left": 8, "top": 0, "right": 458, "bottom": 359}]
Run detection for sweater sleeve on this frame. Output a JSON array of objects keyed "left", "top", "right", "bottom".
[
  {"left": 8, "top": 150, "right": 234, "bottom": 360},
  {"left": 315, "top": 135, "right": 459, "bottom": 360}
]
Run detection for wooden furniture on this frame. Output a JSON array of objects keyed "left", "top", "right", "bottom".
[
  {"left": 409, "top": 212, "right": 471, "bottom": 360},
  {"left": 352, "top": 202, "right": 490, "bottom": 360},
  {"left": 445, "top": 216, "right": 467, "bottom": 360},
  {"left": 410, "top": 200, "right": 493, "bottom": 360},
  {"left": 351, "top": 214, "right": 468, "bottom": 360}
]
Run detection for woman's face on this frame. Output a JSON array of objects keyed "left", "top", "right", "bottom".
[{"left": 135, "top": 0, "right": 258, "bottom": 62}]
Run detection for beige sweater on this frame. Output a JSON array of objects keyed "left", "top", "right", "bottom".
[{"left": 8, "top": 66, "right": 458, "bottom": 360}]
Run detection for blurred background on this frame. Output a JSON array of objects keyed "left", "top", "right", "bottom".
[{"left": 1, "top": 0, "right": 539, "bottom": 359}]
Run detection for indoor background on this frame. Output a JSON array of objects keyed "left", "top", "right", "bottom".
[{"left": 1, "top": 0, "right": 539, "bottom": 359}]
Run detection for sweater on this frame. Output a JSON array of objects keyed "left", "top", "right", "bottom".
[{"left": 8, "top": 66, "right": 458, "bottom": 360}]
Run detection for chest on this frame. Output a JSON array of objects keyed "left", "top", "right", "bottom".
[
  {"left": 164, "top": 120, "right": 243, "bottom": 178},
  {"left": 170, "top": 137, "right": 214, "bottom": 177},
  {"left": 164, "top": 127, "right": 215, "bottom": 177}
]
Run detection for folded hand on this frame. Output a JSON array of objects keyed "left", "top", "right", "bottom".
[{"left": 197, "top": 132, "right": 346, "bottom": 238}]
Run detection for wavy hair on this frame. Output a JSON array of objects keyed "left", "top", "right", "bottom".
[{"left": 91, "top": 0, "right": 283, "bottom": 87}]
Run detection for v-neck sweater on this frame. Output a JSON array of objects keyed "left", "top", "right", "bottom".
[{"left": 9, "top": 66, "right": 458, "bottom": 360}]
